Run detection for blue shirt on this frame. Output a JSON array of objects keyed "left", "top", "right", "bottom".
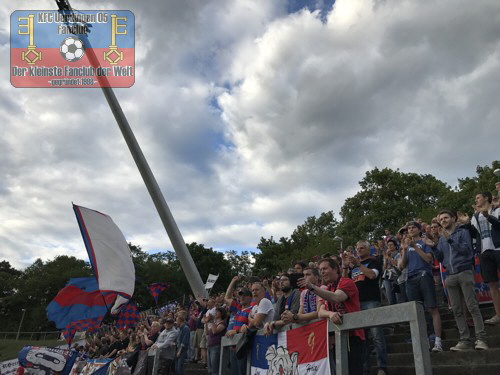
[
  {"left": 176, "top": 323, "right": 190, "bottom": 351},
  {"left": 405, "top": 239, "right": 433, "bottom": 278}
]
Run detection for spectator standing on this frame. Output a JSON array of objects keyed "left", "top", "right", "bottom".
[
  {"left": 382, "top": 239, "right": 401, "bottom": 306},
  {"left": 470, "top": 192, "right": 500, "bottom": 325},
  {"left": 224, "top": 276, "right": 254, "bottom": 375},
  {"left": 152, "top": 318, "right": 179, "bottom": 375},
  {"left": 264, "top": 273, "right": 300, "bottom": 334},
  {"left": 292, "top": 266, "right": 321, "bottom": 323},
  {"left": 140, "top": 321, "right": 161, "bottom": 349},
  {"left": 207, "top": 307, "right": 227, "bottom": 375},
  {"left": 428, "top": 210, "right": 488, "bottom": 351},
  {"left": 494, "top": 182, "right": 500, "bottom": 208},
  {"left": 314, "top": 258, "right": 365, "bottom": 375},
  {"left": 175, "top": 314, "right": 190, "bottom": 375},
  {"left": 187, "top": 303, "right": 199, "bottom": 362},
  {"left": 242, "top": 282, "right": 274, "bottom": 332},
  {"left": 193, "top": 298, "right": 208, "bottom": 367},
  {"left": 293, "top": 260, "right": 307, "bottom": 274},
  {"left": 401, "top": 221, "right": 443, "bottom": 352},
  {"left": 343, "top": 240, "right": 388, "bottom": 375}
]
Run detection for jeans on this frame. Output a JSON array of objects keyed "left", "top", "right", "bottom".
[
  {"left": 447, "top": 270, "right": 486, "bottom": 342},
  {"left": 175, "top": 349, "right": 187, "bottom": 375},
  {"left": 360, "top": 300, "right": 387, "bottom": 371},
  {"left": 207, "top": 345, "right": 221, "bottom": 375},
  {"left": 396, "top": 281, "right": 408, "bottom": 303},
  {"left": 383, "top": 279, "right": 397, "bottom": 305},
  {"left": 188, "top": 331, "right": 195, "bottom": 360}
]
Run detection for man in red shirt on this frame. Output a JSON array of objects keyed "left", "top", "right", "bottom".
[{"left": 306, "top": 258, "right": 365, "bottom": 375}]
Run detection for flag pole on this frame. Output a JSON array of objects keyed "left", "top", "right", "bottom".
[{"left": 54, "top": 0, "right": 207, "bottom": 298}]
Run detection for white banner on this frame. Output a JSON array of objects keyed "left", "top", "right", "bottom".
[
  {"left": 73, "top": 204, "right": 135, "bottom": 313},
  {"left": 204, "top": 273, "right": 219, "bottom": 290},
  {"left": 0, "top": 359, "right": 19, "bottom": 375}
]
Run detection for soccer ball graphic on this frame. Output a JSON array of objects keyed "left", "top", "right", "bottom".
[{"left": 60, "top": 37, "right": 85, "bottom": 62}]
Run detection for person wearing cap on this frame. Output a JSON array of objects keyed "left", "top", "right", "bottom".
[
  {"left": 152, "top": 319, "right": 179, "bottom": 375},
  {"left": 341, "top": 240, "right": 388, "bottom": 375},
  {"left": 224, "top": 276, "right": 254, "bottom": 375},
  {"left": 400, "top": 221, "right": 443, "bottom": 352}
]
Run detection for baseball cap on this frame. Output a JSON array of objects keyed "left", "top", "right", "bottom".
[{"left": 238, "top": 288, "right": 252, "bottom": 296}]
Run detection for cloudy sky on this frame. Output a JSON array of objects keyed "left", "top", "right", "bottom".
[{"left": 1, "top": 0, "right": 499, "bottom": 270}]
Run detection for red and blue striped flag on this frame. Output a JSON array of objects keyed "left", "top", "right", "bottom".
[
  {"left": 148, "top": 282, "right": 169, "bottom": 303},
  {"left": 47, "top": 277, "right": 118, "bottom": 344},
  {"left": 116, "top": 301, "right": 140, "bottom": 329}
]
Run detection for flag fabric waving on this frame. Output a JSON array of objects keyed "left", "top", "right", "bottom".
[
  {"left": 148, "top": 283, "right": 169, "bottom": 303},
  {"left": 250, "top": 320, "right": 330, "bottom": 375},
  {"left": 116, "top": 301, "right": 140, "bottom": 329},
  {"left": 46, "top": 277, "right": 118, "bottom": 344},
  {"left": 73, "top": 204, "right": 135, "bottom": 313}
]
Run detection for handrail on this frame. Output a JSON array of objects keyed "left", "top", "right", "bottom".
[{"left": 219, "top": 301, "right": 432, "bottom": 375}]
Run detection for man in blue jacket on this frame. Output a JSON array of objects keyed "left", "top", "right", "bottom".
[{"left": 426, "top": 209, "right": 488, "bottom": 351}]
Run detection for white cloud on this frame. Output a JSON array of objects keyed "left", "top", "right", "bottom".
[{"left": 1, "top": 0, "right": 499, "bottom": 270}]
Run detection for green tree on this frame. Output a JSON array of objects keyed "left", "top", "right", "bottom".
[
  {"left": 187, "top": 242, "right": 232, "bottom": 296},
  {"left": 252, "top": 236, "right": 293, "bottom": 276},
  {"left": 289, "top": 211, "right": 340, "bottom": 260},
  {"left": 337, "top": 167, "right": 452, "bottom": 245},
  {"left": 1, "top": 256, "right": 92, "bottom": 331},
  {"left": 225, "top": 250, "right": 253, "bottom": 276},
  {"left": 451, "top": 161, "right": 500, "bottom": 213},
  {"left": 0, "top": 261, "right": 22, "bottom": 299}
]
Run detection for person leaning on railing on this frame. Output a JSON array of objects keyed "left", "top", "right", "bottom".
[{"left": 313, "top": 258, "right": 366, "bottom": 375}]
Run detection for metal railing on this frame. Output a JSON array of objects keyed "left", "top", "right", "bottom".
[{"left": 220, "top": 301, "right": 432, "bottom": 375}]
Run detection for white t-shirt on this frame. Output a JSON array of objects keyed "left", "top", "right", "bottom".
[
  {"left": 250, "top": 298, "right": 275, "bottom": 327},
  {"left": 472, "top": 208, "right": 500, "bottom": 252},
  {"left": 205, "top": 307, "right": 216, "bottom": 330}
]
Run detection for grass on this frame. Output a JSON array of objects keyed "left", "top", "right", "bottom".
[{"left": 0, "top": 338, "right": 66, "bottom": 362}]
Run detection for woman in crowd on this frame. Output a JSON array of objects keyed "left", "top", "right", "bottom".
[{"left": 206, "top": 307, "right": 227, "bottom": 375}]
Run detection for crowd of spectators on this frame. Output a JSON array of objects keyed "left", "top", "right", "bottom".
[{"left": 74, "top": 188, "right": 500, "bottom": 375}]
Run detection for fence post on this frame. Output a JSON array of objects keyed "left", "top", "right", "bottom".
[
  {"left": 219, "top": 342, "right": 230, "bottom": 375},
  {"left": 409, "top": 302, "right": 432, "bottom": 375},
  {"left": 334, "top": 327, "right": 349, "bottom": 375}
]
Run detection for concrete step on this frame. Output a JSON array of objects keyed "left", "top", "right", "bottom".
[
  {"left": 374, "top": 364, "right": 500, "bottom": 375},
  {"left": 387, "top": 335, "right": 500, "bottom": 352},
  {"left": 370, "top": 347, "right": 500, "bottom": 367},
  {"left": 184, "top": 362, "right": 207, "bottom": 375},
  {"left": 384, "top": 323, "right": 500, "bottom": 344},
  {"left": 384, "top": 306, "right": 497, "bottom": 333}
]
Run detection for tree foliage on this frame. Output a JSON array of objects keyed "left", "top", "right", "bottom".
[
  {"left": 0, "top": 256, "right": 92, "bottom": 331},
  {"left": 253, "top": 211, "right": 340, "bottom": 275},
  {"left": 337, "top": 167, "right": 452, "bottom": 245},
  {"left": 2, "top": 161, "right": 497, "bottom": 333}
]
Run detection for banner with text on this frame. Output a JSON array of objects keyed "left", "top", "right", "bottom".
[
  {"left": 204, "top": 274, "right": 219, "bottom": 290},
  {"left": 11, "top": 10, "right": 134, "bottom": 88}
]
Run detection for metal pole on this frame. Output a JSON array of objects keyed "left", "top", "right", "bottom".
[
  {"left": 100, "top": 87, "right": 206, "bottom": 298},
  {"left": 54, "top": 2, "right": 207, "bottom": 298},
  {"left": 16, "top": 309, "right": 26, "bottom": 340}
]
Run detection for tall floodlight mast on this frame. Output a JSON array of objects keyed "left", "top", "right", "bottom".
[{"left": 53, "top": 0, "right": 207, "bottom": 298}]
